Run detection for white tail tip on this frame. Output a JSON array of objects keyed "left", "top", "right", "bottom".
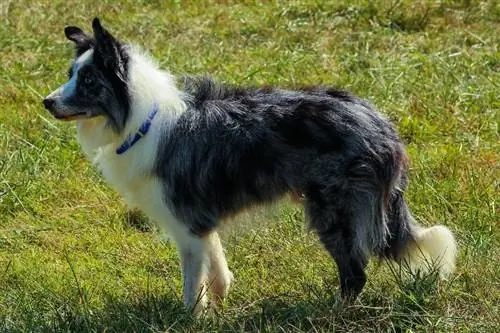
[{"left": 403, "top": 225, "right": 457, "bottom": 278}]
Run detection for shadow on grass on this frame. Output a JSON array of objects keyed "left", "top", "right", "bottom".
[
  {"left": 16, "top": 291, "right": 191, "bottom": 333},
  {"left": 216, "top": 293, "right": 436, "bottom": 332},
  {"left": 5, "top": 273, "right": 451, "bottom": 333},
  {"left": 215, "top": 272, "right": 452, "bottom": 332}
]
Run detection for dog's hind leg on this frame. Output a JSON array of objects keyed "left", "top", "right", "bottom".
[
  {"left": 316, "top": 227, "right": 368, "bottom": 300},
  {"left": 206, "top": 231, "right": 233, "bottom": 307},
  {"left": 305, "top": 187, "right": 370, "bottom": 301}
]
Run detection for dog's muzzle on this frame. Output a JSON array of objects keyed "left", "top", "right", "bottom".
[
  {"left": 43, "top": 98, "right": 55, "bottom": 112},
  {"left": 42, "top": 94, "right": 89, "bottom": 121}
]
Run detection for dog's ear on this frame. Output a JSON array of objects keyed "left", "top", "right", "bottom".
[
  {"left": 64, "top": 26, "right": 94, "bottom": 56},
  {"left": 92, "top": 18, "right": 127, "bottom": 81}
]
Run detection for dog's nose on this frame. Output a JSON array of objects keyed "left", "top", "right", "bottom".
[{"left": 43, "top": 98, "right": 55, "bottom": 111}]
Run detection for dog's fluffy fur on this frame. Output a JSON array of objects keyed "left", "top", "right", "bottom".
[{"left": 43, "top": 18, "right": 457, "bottom": 313}]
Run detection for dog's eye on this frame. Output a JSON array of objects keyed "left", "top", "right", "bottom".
[{"left": 83, "top": 76, "right": 94, "bottom": 85}]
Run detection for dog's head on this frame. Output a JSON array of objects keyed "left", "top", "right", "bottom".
[{"left": 43, "top": 18, "right": 130, "bottom": 132}]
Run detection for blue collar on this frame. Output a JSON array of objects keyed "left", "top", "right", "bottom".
[{"left": 116, "top": 104, "right": 159, "bottom": 155}]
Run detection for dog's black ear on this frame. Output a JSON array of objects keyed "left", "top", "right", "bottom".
[
  {"left": 65, "top": 26, "right": 89, "bottom": 44},
  {"left": 92, "top": 18, "right": 127, "bottom": 80},
  {"left": 64, "top": 26, "right": 94, "bottom": 56}
]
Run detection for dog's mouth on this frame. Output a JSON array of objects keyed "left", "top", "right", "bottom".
[
  {"left": 43, "top": 98, "right": 93, "bottom": 121},
  {"left": 54, "top": 112, "right": 89, "bottom": 121}
]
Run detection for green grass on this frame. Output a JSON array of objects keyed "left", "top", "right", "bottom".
[{"left": 1, "top": 0, "right": 498, "bottom": 332}]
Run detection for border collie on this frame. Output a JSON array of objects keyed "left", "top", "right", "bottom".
[{"left": 42, "top": 18, "right": 457, "bottom": 314}]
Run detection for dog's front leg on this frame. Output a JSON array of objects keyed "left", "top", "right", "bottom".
[{"left": 178, "top": 236, "right": 209, "bottom": 315}]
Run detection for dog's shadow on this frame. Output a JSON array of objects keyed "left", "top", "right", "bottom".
[
  {"left": 36, "top": 275, "right": 442, "bottom": 333},
  {"left": 212, "top": 278, "right": 442, "bottom": 332},
  {"left": 42, "top": 290, "right": 189, "bottom": 332},
  {"left": 49, "top": 294, "right": 334, "bottom": 332}
]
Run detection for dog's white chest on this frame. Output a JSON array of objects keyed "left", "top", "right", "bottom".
[
  {"left": 92, "top": 148, "right": 172, "bottom": 223},
  {"left": 94, "top": 149, "right": 145, "bottom": 201}
]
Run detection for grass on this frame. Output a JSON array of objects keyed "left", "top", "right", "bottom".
[{"left": 0, "top": 0, "right": 498, "bottom": 332}]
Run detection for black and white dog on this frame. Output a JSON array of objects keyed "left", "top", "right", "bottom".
[{"left": 43, "top": 18, "right": 457, "bottom": 313}]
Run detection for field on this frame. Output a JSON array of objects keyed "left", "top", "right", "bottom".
[{"left": 0, "top": 1, "right": 499, "bottom": 332}]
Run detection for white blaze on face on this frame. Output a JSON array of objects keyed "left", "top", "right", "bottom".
[
  {"left": 59, "top": 71, "right": 78, "bottom": 100},
  {"left": 46, "top": 49, "right": 94, "bottom": 101}
]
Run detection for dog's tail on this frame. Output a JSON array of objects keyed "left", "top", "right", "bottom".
[{"left": 380, "top": 190, "right": 457, "bottom": 278}]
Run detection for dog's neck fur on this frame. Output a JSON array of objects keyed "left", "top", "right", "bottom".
[{"left": 76, "top": 47, "right": 186, "bottom": 160}]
